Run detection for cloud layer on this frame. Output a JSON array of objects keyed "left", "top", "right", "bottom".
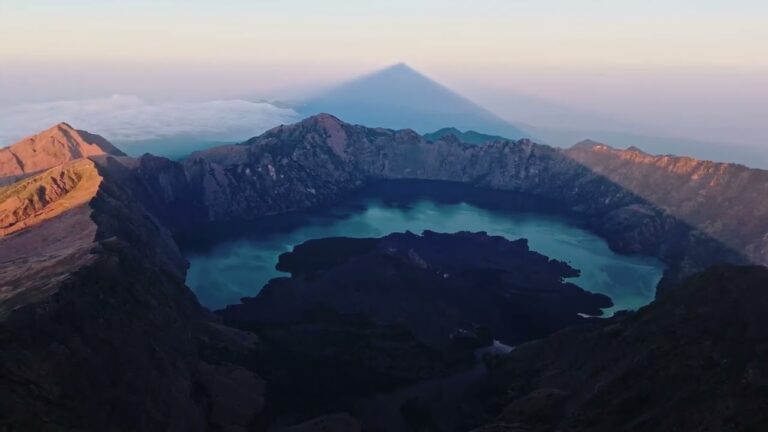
[{"left": 0, "top": 95, "right": 299, "bottom": 148}]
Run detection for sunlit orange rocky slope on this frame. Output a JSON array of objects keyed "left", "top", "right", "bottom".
[
  {"left": 1, "top": 116, "right": 767, "bottom": 430},
  {"left": 0, "top": 122, "right": 124, "bottom": 186}
]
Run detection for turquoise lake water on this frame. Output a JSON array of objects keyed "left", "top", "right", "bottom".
[{"left": 181, "top": 183, "right": 665, "bottom": 313}]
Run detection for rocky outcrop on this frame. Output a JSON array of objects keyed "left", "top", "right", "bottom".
[
  {"left": 183, "top": 115, "right": 365, "bottom": 222},
  {"left": 0, "top": 123, "right": 124, "bottom": 186},
  {"left": 467, "top": 265, "right": 768, "bottom": 431}
]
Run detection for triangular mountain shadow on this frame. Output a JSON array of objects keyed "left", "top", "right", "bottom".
[{"left": 297, "top": 63, "right": 528, "bottom": 139}]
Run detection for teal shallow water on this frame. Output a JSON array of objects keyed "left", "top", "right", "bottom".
[{"left": 182, "top": 192, "right": 664, "bottom": 313}]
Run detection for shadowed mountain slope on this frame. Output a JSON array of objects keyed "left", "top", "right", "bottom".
[{"left": 469, "top": 265, "right": 768, "bottom": 431}]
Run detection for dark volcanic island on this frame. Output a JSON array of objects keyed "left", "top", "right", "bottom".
[
  {"left": 218, "top": 231, "right": 611, "bottom": 426},
  {"left": 223, "top": 230, "right": 611, "bottom": 347}
]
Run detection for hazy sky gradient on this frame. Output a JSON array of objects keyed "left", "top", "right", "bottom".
[
  {"left": 1, "top": 0, "right": 766, "bottom": 148},
  {"left": 3, "top": 1, "right": 767, "bottom": 67}
]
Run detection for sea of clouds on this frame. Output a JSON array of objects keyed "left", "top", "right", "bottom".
[{"left": 0, "top": 95, "right": 300, "bottom": 149}]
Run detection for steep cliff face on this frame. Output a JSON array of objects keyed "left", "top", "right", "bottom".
[
  {"left": 0, "top": 123, "right": 124, "bottom": 186},
  {"left": 468, "top": 265, "right": 768, "bottom": 432},
  {"left": 189, "top": 114, "right": 635, "bottom": 219},
  {"left": 183, "top": 115, "right": 365, "bottom": 221}
]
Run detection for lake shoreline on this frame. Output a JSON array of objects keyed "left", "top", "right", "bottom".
[{"left": 177, "top": 179, "right": 665, "bottom": 312}]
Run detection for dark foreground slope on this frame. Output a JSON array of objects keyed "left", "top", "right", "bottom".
[
  {"left": 0, "top": 141, "right": 264, "bottom": 431},
  {"left": 469, "top": 265, "right": 768, "bottom": 431}
]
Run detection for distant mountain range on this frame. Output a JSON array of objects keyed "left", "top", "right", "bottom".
[
  {"left": 297, "top": 63, "right": 528, "bottom": 140},
  {"left": 523, "top": 123, "right": 768, "bottom": 169}
]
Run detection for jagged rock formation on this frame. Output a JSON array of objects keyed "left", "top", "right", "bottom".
[
  {"left": 468, "top": 265, "right": 768, "bottom": 431},
  {"left": 182, "top": 116, "right": 364, "bottom": 221},
  {"left": 0, "top": 122, "right": 124, "bottom": 186}
]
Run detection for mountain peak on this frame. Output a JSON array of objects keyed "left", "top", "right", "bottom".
[
  {"left": 302, "top": 112, "right": 345, "bottom": 127},
  {"left": 0, "top": 123, "right": 124, "bottom": 186},
  {"left": 52, "top": 121, "right": 75, "bottom": 130},
  {"left": 570, "top": 140, "right": 653, "bottom": 156},
  {"left": 571, "top": 139, "right": 612, "bottom": 151},
  {"left": 386, "top": 61, "right": 411, "bottom": 69}
]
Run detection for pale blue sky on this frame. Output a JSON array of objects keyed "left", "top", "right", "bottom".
[
  {"left": 3, "top": 0, "right": 766, "bottom": 67},
  {"left": 1, "top": 0, "right": 767, "bottom": 148}
]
